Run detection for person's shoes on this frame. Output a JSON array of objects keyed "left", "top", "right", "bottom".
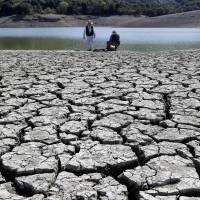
[{"left": 88, "top": 49, "right": 92, "bottom": 51}]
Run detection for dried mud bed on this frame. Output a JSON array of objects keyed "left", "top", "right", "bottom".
[{"left": 0, "top": 50, "right": 200, "bottom": 200}]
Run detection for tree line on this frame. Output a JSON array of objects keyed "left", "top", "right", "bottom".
[{"left": 0, "top": 0, "right": 200, "bottom": 17}]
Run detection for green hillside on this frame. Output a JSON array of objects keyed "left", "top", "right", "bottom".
[{"left": 0, "top": 0, "right": 200, "bottom": 17}]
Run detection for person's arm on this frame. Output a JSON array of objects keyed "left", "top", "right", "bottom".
[
  {"left": 118, "top": 35, "right": 120, "bottom": 44},
  {"left": 83, "top": 28, "right": 86, "bottom": 39},
  {"left": 109, "top": 34, "right": 113, "bottom": 42},
  {"left": 93, "top": 29, "right": 96, "bottom": 38}
]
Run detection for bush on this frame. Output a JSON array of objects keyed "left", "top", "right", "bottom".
[
  {"left": 0, "top": 2, "right": 13, "bottom": 16},
  {"left": 43, "top": 7, "right": 55, "bottom": 14},
  {"left": 15, "top": 2, "right": 33, "bottom": 15},
  {"left": 57, "top": 1, "right": 69, "bottom": 14}
]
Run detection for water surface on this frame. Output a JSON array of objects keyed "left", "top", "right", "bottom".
[{"left": 0, "top": 27, "right": 200, "bottom": 51}]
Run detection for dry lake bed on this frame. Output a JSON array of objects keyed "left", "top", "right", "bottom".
[{"left": 0, "top": 50, "right": 200, "bottom": 199}]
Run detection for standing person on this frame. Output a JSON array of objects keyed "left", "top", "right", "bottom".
[
  {"left": 83, "top": 20, "right": 96, "bottom": 51},
  {"left": 107, "top": 30, "right": 120, "bottom": 51}
]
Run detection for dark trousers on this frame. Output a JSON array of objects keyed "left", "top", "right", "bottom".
[{"left": 106, "top": 41, "right": 120, "bottom": 51}]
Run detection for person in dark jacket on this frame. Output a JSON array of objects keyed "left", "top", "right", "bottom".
[
  {"left": 83, "top": 20, "right": 96, "bottom": 51},
  {"left": 107, "top": 30, "right": 120, "bottom": 51}
]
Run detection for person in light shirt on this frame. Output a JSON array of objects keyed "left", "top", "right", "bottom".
[{"left": 83, "top": 20, "right": 96, "bottom": 51}]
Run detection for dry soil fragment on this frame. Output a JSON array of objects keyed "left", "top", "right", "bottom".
[
  {"left": 49, "top": 172, "right": 128, "bottom": 200},
  {"left": 1, "top": 142, "right": 58, "bottom": 176},
  {"left": 62, "top": 140, "right": 138, "bottom": 173},
  {"left": 119, "top": 155, "right": 200, "bottom": 196}
]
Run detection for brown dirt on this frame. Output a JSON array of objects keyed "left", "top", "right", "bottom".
[{"left": 0, "top": 10, "right": 200, "bottom": 28}]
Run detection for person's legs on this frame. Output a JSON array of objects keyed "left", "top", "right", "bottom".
[
  {"left": 87, "top": 36, "right": 94, "bottom": 51},
  {"left": 115, "top": 42, "right": 120, "bottom": 51},
  {"left": 107, "top": 42, "right": 118, "bottom": 51},
  {"left": 106, "top": 41, "right": 111, "bottom": 50}
]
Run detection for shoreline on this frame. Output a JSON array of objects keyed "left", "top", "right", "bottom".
[{"left": 0, "top": 10, "right": 200, "bottom": 28}]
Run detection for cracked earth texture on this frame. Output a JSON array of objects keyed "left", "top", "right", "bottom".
[{"left": 0, "top": 50, "right": 200, "bottom": 200}]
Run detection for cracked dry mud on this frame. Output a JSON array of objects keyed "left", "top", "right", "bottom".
[{"left": 0, "top": 50, "right": 200, "bottom": 200}]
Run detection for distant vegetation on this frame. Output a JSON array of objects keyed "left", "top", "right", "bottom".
[{"left": 0, "top": 0, "right": 200, "bottom": 17}]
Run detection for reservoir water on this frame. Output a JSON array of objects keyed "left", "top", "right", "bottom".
[{"left": 0, "top": 27, "right": 200, "bottom": 51}]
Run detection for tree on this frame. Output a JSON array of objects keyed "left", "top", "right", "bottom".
[
  {"left": 0, "top": 1, "right": 13, "bottom": 16},
  {"left": 15, "top": 2, "right": 33, "bottom": 15},
  {"left": 1, "top": 0, "right": 200, "bottom": 17},
  {"left": 57, "top": 1, "right": 69, "bottom": 14}
]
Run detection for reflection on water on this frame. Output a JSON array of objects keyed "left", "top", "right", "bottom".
[
  {"left": 0, "top": 37, "right": 85, "bottom": 50},
  {"left": 0, "top": 27, "right": 200, "bottom": 52}
]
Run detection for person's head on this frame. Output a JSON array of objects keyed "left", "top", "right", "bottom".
[
  {"left": 87, "top": 20, "right": 93, "bottom": 26},
  {"left": 112, "top": 30, "right": 117, "bottom": 34}
]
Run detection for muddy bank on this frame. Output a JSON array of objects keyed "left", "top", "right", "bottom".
[
  {"left": 0, "top": 50, "right": 200, "bottom": 199},
  {"left": 0, "top": 10, "right": 200, "bottom": 28}
]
